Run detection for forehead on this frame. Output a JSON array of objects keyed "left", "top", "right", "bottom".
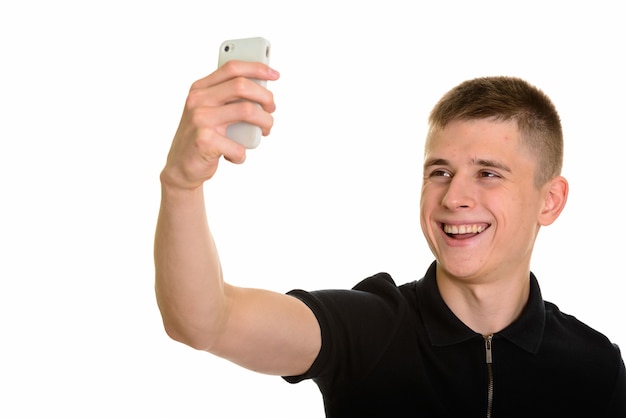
[{"left": 425, "top": 118, "right": 525, "bottom": 158}]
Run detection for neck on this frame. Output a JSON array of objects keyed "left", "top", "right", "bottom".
[{"left": 436, "top": 266, "right": 531, "bottom": 335}]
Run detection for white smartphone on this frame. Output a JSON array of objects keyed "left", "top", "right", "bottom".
[{"left": 217, "top": 37, "right": 271, "bottom": 149}]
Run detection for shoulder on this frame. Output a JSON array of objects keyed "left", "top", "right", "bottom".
[
  {"left": 284, "top": 273, "right": 417, "bottom": 384},
  {"left": 544, "top": 302, "right": 626, "bottom": 414},
  {"left": 543, "top": 300, "right": 623, "bottom": 366},
  {"left": 288, "top": 272, "right": 413, "bottom": 320},
  {"left": 544, "top": 301, "right": 614, "bottom": 344}
]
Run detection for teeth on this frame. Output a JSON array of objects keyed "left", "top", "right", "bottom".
[{"left": 444, "top": 224, "right": 485, "bottom": 234}]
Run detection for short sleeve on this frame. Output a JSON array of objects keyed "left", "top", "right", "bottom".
[{"left": 282, "top": 272, "right": 409, "bottom": 392}]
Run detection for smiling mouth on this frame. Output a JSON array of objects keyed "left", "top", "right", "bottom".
[{"left": 442, "top": 223, "right": 489, "bottom": 238}]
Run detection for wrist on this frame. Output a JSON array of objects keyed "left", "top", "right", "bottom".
[
  {"left": 159, "top": 169, "right": 205, "bottom": 200},
  {"left": 159, "top": 165, "right": 203, "bottom": 190}
]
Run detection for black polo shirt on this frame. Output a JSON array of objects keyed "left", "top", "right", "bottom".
[{"left": 284, "top": 261, "right": 626, "bottom": 417}]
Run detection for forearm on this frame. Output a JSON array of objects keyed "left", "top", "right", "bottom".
[
  {"left": 154, "top": 181, "right": 227, "bottom": 350},
  {"left": 154, "top": 62, "right": 279, "bottom": 351}
]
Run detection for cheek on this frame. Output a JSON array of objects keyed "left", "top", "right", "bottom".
[
  {"left": 516, "top": 190, "right": 543, "bottom": 220},
  {"left": 420, "top": 183, "right": 445, "bottom": 213},
  {"left": 419, "top": 186, "right": 431, "bottom": 217},
  {"left": 502, "top": 197, "right": 541, "bottom": 237},
  {"left": 419, "top": 187, "right": 438, "bottom": 232},
  {"left": 420, "top": 181, "right": 437, "bottom": 204}
]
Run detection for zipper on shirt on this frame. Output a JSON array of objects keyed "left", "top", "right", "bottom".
[{"left": 484, "top": 334, "right": 494, "bottom": 418}]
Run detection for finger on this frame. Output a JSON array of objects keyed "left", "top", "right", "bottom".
[
  {"left": 171, "top": 120, "right": 245, "bottom": 168},
  {"left": 220, "top": 137, "right": 247, "bottom": 165},
  {"left": 187, "top": 76, "right": 277, "bottom": 114},
  {"left": 192, "top": 60, "right": 280, "bottom": 90},
  {"left": 194, "top": 128, "right": 247, "bottom": 165},
  {"left": 185, "top": 100, "right": 274, "bottom": 137},
  {"left": 220, "top": 101, "right": 275, "bottom": 136}
]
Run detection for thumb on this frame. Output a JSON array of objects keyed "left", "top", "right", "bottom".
[{"left": 219, "top": 136, "right": 247, "bottom": 164}]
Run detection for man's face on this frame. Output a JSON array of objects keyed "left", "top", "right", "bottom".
[{"left": 420, "top": 118, "right": 547, "bottom": 284}]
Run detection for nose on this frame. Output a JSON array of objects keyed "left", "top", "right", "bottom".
[{"left": 441, "top": 175, "right": 475, "bottom": 210}]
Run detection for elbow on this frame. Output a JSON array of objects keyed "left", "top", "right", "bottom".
[
  {"left": 155, "top": 292, "right": 220, "bottom": 351},
  {"left": 155, "top": 283, "right": 231, "bottom": 352},
  {"left": 160, "top": 317, "right": 218, "bottom": 352}
]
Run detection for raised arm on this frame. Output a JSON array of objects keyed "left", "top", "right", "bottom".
[{"left": 154, "top": 61, "right": 320, "bottom": 376}]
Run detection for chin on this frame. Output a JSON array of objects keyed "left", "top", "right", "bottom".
[{"left": 436, "top": 256, "right": 486, "bottom": 282}]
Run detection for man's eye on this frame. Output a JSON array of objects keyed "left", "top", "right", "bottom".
[
  {"left": 430, "top": 169, "right": 451, "bottom": 177},
  {"left": 480, "top": 171, "right": 500, "bottom": 178}
]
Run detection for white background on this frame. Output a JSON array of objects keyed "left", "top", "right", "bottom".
[{"left": 1, "top": 1, "right": 624, "bottom": 416}]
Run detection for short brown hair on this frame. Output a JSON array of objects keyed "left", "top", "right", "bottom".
[{"left": 427, "top": 76, "right": 563, "bottom": 187}]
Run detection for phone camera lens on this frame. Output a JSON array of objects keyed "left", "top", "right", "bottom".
[{"left": 224, "top": 45, "right": 230, "bottom": 52}]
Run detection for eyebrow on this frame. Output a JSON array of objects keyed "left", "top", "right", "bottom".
[{"left": 423, "top": 157, "right": 512, "bottom": 173}]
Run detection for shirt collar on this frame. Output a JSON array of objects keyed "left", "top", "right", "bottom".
[{"left": 416, "top": 261, "right": 545, "bottom": 354}]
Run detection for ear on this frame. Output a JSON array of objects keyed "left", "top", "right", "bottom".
[{"left": 538, "top": 176, "right": 569, "bottom": 226}]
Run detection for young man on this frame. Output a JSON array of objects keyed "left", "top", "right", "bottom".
[{"left": 154, "top": 61, "right": 626, "bottom": 417}]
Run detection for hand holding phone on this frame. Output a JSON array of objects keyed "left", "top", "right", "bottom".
[{"left": 218, "top": 37, "right": 271, "bottom": 149}]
